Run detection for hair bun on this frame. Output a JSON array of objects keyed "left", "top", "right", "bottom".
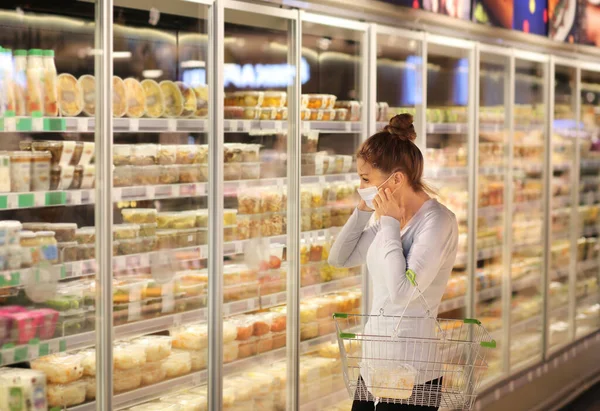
[{"left": 384, "top": 113, "right": 417, "bottom": 142}]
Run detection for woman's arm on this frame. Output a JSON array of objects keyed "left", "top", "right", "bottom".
[
  {"left": 376, "top": 212, "right": 457, "bottom": 305},
  {"left": 328, "top": 208, "right": 377, "bottom": 268}
]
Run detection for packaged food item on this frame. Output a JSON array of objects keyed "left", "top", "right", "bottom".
[
  {"left": 305, "top": 94, "right": 328, "bottom": 110},
  {"left": 241, "top": 162, "right": 260, "bottom": 180},
  {"left": 76, "top": 243, "right": 94, "bottom": 260},
  {"left": 141, "top": 360, "right": 167, "bottom": 386},
  {"left": 122, "top": 208, "right": 157, "bottom": 224},
  {"left": 224, "top": 163, "right": 241, "bottom": 181},
  {"left": 22, "top": 223, "right": 77, "bottom": 243},
  {"left": 0, "top": 368, "right": 48, "bottom": 410},
  {"left": 131, "top": 144, "right": 158, "bottom": 166},
  {"left": 29, "top": 151, "right": 51, "bottom": 191},
  {"left": 20, "top": 231, "right": 40, "bottom": 267},
  {"left": 261, "top": 91, "right": 286, "bottom": 108},
  {"left": 224, "top": 106, "right": 244, "bottom": 119},
  {"left": 176, "top": 145, "right": 200, "bottom": 165},
  {"left": 276, "top": 107, "right": 288, "bottom": 120},
  {"left": 160, "top": 81, "right": 184, "bottom": 118},
  {"left": 157, "top": 211, "right": 196, "bottom": 230},
  {"left": 333, "top": 155, "right": 353, "bottom": 174},
  {"left": 58, "top": 241, "right": 78, "bottom": 263},
  {"left": 223, "top": 341, "right": 239, "bottom": 363},
  {"left": 79, "top": 74, "right": 96, "bottom": 116},
  {"left": 258, "top": 107, "right": 277, "bottom": 120},
  {"left": 138, "top": 223, "right": 157, "bottom": 238},
  {"left": 377, "top": 102, "right": 390, "bottom": 122},
  {"left": 251, "top": 313, "right": 272, "bottom": 337},
  {"left": 131, "top": 335, "right": 172, "bottom": 362},
  {"left": 334, "top": 108, "right": 348, "bottom": 121},
  {"left": 111, "top": 76, "right": 128, "bottom": 117},
  {"left": 235, "top": 91, "right": 264, "bottom": 107},
  {"left": 161, "top": 351, "right": 192, "bottom": 378},
  {"left": 141, "top": 79, "right": 165, "bottom": 118},
  {"left": 124, "top": 78, "right": 146, "bottom": 118},
  {"left": 113, "top": 367, "right": 143, "bottom": 393},
  {"left": 309, "top": 109, "right": 323, "bottom": 121},
  {"left": 156, "top": 145, "right": 177, "bottom": 166},
  {"left": 113, "top": 144, "right": 132, "bottom": 166},
  {"left": 56, "top": 73, "right": 83, "bottom": 116},
  {"left": 31, "top": 353, "right": 84, "bottom": 384},
  {"left": 172, "top": 323, "right": 208, "bottom": 350},
  {"left": 335, "top": 100, "right": 361, "bottom": 121},
  {"left": 301, "top": 132, "right": 319, "bottom": 154},
  {"left": 175, "top": 82, "right": 197, "bottom": 117},
  {"left": 238, "top": 189, "right": 261, "bottom": 214},
  {"left": 36, "top": 231, "right": 59, "bottom": 263},
  {"left": 42, "top": 50, "right": 59, "bottom": 116},
  {"left": 75, "top": 227, "right": 95, "bottom": 245},
  {"left": 113, "top": 224, "right": 140, "bottom": 240},
  {"left": 47, "top": 380, "right": 87, "bottom": 407},
  {"left": 236, "top": 214, "right": 260, "bottom": 240},
  {"left": 261, "top": 213, "right": 285, "bottom": 236},
  {"left": 300, "top": 322, "right": 319, "bottom": 340},
  {"left": 321, "top": 109, "right": 335, "bottom": 121},
  {"left": 81, "top": 375, "right": 95, "bottom": 400},
  {"left": 178, "top": 164, "right": 206, "bottom": 183},
  {"left": 9, "top": 151, "right": 31, "bottom": 192},
  {"left": 112, "top": 342, "right": 147, "bottom": 370},
  {"left": 0, "top": 154, "right": 10, "bottom": 193},
  {"left": 192, "top": 85, "right": 208, "bottom": 118},
  {"left": 114, "top": 165, "right": 133, "bottom": 187}
]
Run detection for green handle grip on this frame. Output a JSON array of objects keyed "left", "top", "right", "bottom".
[
  {"left": 339, "top": 332, "right": 356, "bottom": 339},
  {"left": 481, "top": 340, "right": 497, "bottom": 349},
  {"left": 333, "top": 313, "right": 348, "bottom": 318},
  {"left": 463, "top": 318, "right": 481, "bottom": 325},
  {"left": 406, "top": 269, "right": 417, "bottom": 286}
]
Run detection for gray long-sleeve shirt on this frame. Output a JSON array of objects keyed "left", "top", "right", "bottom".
[{"left": 329, "top": 199, "right": 458, "bottom": 385}]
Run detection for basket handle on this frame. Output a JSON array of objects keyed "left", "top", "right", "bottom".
[{"left": 390, "top": 270, "right": 445, "bottom": 338}]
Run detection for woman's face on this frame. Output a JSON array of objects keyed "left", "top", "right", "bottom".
[{"left": 357, "top": 158, "right": 399, "bottom": 190}]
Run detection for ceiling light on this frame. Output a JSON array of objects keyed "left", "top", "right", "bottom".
[
  {"left": 142, "top": 69, "right": 163, "bottom": 79},
  {"left": 181, "top": 60, "right": 205, "bottom": 68}
]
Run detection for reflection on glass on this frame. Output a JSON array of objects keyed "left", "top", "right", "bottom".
[
  {"left": 548, "top": 65, "right": 577, "bottom": 352},
  {"left": 510, "top": 59, "right": 545, "bottom": 370},
  {"left": 576, "top": 70, "right": 600, "bottom": 339},
  {"left": 476, "top": 52, "right": 509, "bottom": 383},
  {"left": 299, "top": 21, "right": 364, "bottom": 408}
]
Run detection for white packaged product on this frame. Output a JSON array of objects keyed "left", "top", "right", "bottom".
[
  {"left": 31, "top": 353, "right": 84, "bottom": 384},
  {"left": 114, "top": 367, "right": 143, "bottom": 393},
  {"left": 114, "top": 342, "right": 147, "bottom": 370},
  {"left": 141, "top": 360, "right": 167, "bottom": 386},
  {"left": 82, "top": 376, "right": 96, "bottom": 400},
  {"left": 360, "top": 360, "right": 417, "bottom": 400},
  {"left": 161, "top": 351, "right": 192, "bottom": 378},
  {"left": 0, "top": 368, "right": 47, "bottom": 411},
  {"left": 173, "top": 348, "right": 206, "bottom": 371},
  {"left": 132, "top": 335, "right": 173, "bottom": 361},
  {"left": 0, "top": 155, "right": 10, "bottom": 192},
  {"left": 80, "top": 349, "right": 96, "bottom": 376},
  {"left": 172, "top": 323, "right": 208, "bottom": 350},
  {"left": 47, "top": 380, "right": 87, "bottom": 407},
  {"left": 161, "top": 393, "right": 207, "bottom": 411}
]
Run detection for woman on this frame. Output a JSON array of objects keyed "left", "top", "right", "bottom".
[{"left": 329, "top": 114, "right": 459, "bottom": 410}]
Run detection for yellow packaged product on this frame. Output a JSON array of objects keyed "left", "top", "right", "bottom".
[
  {"left": 193, "top": 85, "right": 208, "bottom": 118},
  {"left": 160, "top": 80, "right": 184, "bottom": 118},
  {"left": 112, "top": 76, "right": 127, "bottom": 117},
  {"left": 141, "top": 79, "right": 165, "bottom": 118},
  {"left": 47, "top": 381, "right": 87, "bottom": 407},
  {"left": 124, "top": 78, "right": 146, "bottom": 118},
  {"left": 176, "top": 81, "right": 197, "bottom": 117},
  {"left": 57, "top": 73, "right": 83, "bottom": 116},
  {"left": 79, "top": 74, "right": 96, "bottom": 116},
  {"left": 262, "top": 91, "right": 287, "bottom": 108},
  {"left": 161, "top": 351, "right": 192, "bottom": 378}
]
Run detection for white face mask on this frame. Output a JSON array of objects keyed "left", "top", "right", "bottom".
[{"left": 357, "top": 174, "right": 394, "bottom": 209}]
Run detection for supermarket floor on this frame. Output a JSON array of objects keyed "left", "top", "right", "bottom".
[{"left": 558, "top": 380, "right": 600, "bottom": 411}]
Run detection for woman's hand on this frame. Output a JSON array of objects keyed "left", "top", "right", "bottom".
[{"left": 373, "top": 188, "right": 406, "bottom": 225}]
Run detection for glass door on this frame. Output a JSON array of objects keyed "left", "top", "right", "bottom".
[
  {"left": 424, "top": 36, "right": 473, "bottom": 323},
  {"left": 548, "top": 61, "right": 578, "bottom": 353},
  {"left": 476, "top": 47, "right": 511, "bottom": 384},
  {"left": 576, "top": 67, "right": 600, "bottom": 340},
  {"left": 510, "top": 53, "right": 547, "bottom": 371},
  {"left": 220, "top": 3, "right": 296, "bottom": 410},
  {"left": 0, "top": 1, "right": 103, "bottom": 410},
  {"left": 298, "top": 13, "right": 367, "bottom": 410}
]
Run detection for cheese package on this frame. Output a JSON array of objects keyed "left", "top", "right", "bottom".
[
  {"left": 142, "top": 79, "right": 165, "bottom": 118},
  {"left": 79, "top": 75, "right": 96, "bottom": 116},
  {"left": 57, "top": 73, "right": 83, "bottom": 116},
  {"left": 113, "top": 76, "right": 127, "bottom": 117},
  {"left": 124, "top": 78, "right": 147, "bottom": 118}
]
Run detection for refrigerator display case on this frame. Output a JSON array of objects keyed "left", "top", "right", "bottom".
[{"left": 0, "top": 1, "right": 597, "bottom": 410}]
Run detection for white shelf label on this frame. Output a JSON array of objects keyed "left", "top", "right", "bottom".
[
  {"left": 77, "top": 118, "right": 88, "bottom": 132},
  {"left": 274, "top": 121, "right": 283, "bottom": 132},
  {"left": 4, "top": 117, "right": 16, "bottom": 132},
  {"left": 242, "top": 121, "right": 251, "bottom": 132},
  {"left": 32, "top": 117, "right": 43, "bottom": 132},
  {"left": 167, "top": 119, "right": 177, "bottom": 132},
  {"left": 68, "top": 191, "right": 82, "bottom": 205},
  {"left": 130, "top": 118, "right": 139, "bottom": 132},
  {"left": 345, "top": 122, "right": 352, "bottom": 132}
]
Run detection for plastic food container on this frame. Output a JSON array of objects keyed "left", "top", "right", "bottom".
[
  {"left": 335, "top": 100, "right": 361, "bottom": 121},
  {"left": 132, "top": 144, "right": 158, "bottom": 166},
  {"left": 176, "top": 82, "right": 197, "bottom": 117},
  {"left": 78, "top": 74, "right": 96, "bottom": 116},
  {"left": 162, "top": 351, "right": 192, "bottom": 378},
  {"left": 30, "top": 151, "right": 51, "bottom": 191},
  {"left": 261, "top": 213, "right": 285, "bottom": 236},
  {"left": 47, "top": 380, "right": 87, "bottom": 407},
  {"left": 113, "top": 224, "right": 140, "bottom": 240},
  {"left": 124, "top": 78, "right": 146, "bottom": 118},
  {"left": 113, "top": 367, "right": 143, "bottom": 393},
  {"left": 138, "top": 80, "right": 163, "bottom": 118},
  {"left": 122, "top": 208, "right": 157, "bottom": 224},
  {"left": 113, "top": 76, "right": 127, "bottom": 118},
  {"left": 113, "top": 144, "right": 131, "bottom": 166},
  {"left": 333, "top": 155, "right": 353, "bottom": 174},
  {"left": 157, "top": 211, "right": 196, "bottom": 230},
  {"left": 160, "top": 81, "right": 184, "bottom": 118},
  {"left": 141, "top": 359, "right": 167, "bottom": 386},
  {"left": 258, "top": 107, "right": 277, "bottom": 120},
  {"left": 58, "top": 241, "right": 78, "bottom": 262},
  {"left": 179, "top": 164, "right": 208, "bottom": 183},
  {"left": 113, "top": 342, "right": 147, "bottom": 370},
  {"left": 75, "top": 227, "right": 95, "bottom": 245},
  {"left": 235, "top": 91, "right": 264, "bottom": 107},
  {"left": 57, "top": 73, "right": 84, "bottom": 116},
  {"left": 240, "top": 162, "right": 260, "bottom": 180},
  {"left": 377, "top": 102, "right": 390, "bottom": 122},
  {"left": 114, "top": 165, "right": 133, "bottom": 187},
  {"left": 236, "top": 214, "right": 260, "bottom": 240},
  {"left": 32, "top": 140, "right": 63, "bottom": 166},
  {"left": 132, "top": 336, "right": 173, "bottom": 362},
  {"left": 224, "top": 163, "right": 241, "bottom": 181},
  {"left": 334, "top": 108, "right": 349, "bottom": 121},
  {"left": 224, "top": 144, "right": 243, "bottom": 163},
  {"left": 159, "top": 165, "right": 179, "bottom": 184},
  {"left": 172, "top": 323, "right": 208, "bottom": 350},
  {"left": 157, "top": 144, "right": 177, "bottom": 165},
  {"left": 176, "top": 145, "right": 200, "bottom": 165},
  {"left": 138, "top": 223, "right": 157, "bottom": 238},
  {"left": 262, "top": 91, "right": 287, "bottom": 108},
  {"left": 301, "top": 132, "right": 319, "bottom": 154},
  {"left": 300, "top": 322, "right": 319, "bottom": 340},
  {"left": 321, "top": 109, "right": 335, "bottom": 121},
  {"left": 193, "top": 85, "right": 209, "bottom": 118},
  {"left": 305, "top": 94, "right": 328, "bottom": 110},
  {"left": 238, "top": 189, "right": 261, "bottom": 214},
  {"left": 276, "top": 107, "right": 288, "bottom": 121},
  {"left": 31, "top": 353, "right": 84, "bottom": 384},
  {"left": 224, "top": 106, "right": 244, "bottom": 119}
]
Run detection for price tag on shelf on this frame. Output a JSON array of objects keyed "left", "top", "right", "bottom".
[
  {"left": 345, "top": 122, "right": 352, "bottom": 132},
  {"left": 67, "top": 190, "right": 82, "bottom": 205},
  {"left": 274, "top": 121, "right": 283, "bottom": 132},
  {"left": 242, "top": 120, "right": 252, "bottom": 132},
  {"left": 77, "top": 118, "right": 88, "bottom": 132},
  {"left": 32, "top": 117, "right": 43, "bottom": 132},
  {"left": 302, "top": 122, "right": 310, "bottom": 133},
  {"left": 3, "top": 117, "right": 16, "bottom": 132},
  {"left": 6, "top": 195, "right": 17, "bottom": 210},
  {"left": 167, "top": 119, "right": 177, "bottom": 132},
  {"left": 129, "top": 118, "right": 139, "bottom": 132}
]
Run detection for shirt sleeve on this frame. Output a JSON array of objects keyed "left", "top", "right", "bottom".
[
  {"left": 328, "top": 208, "right": 378, "bottom": 268},
  {"left": 376, "top": 212, "right": 457, "bottom": 306}
]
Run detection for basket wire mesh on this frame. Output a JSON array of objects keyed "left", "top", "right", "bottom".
[{"left": 334, "top": 279, "right": 496, "bottom": 409}]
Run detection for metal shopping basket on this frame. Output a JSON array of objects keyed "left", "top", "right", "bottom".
[{"left": 333, "top": 273, "right": 496, "bottom": 410}]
